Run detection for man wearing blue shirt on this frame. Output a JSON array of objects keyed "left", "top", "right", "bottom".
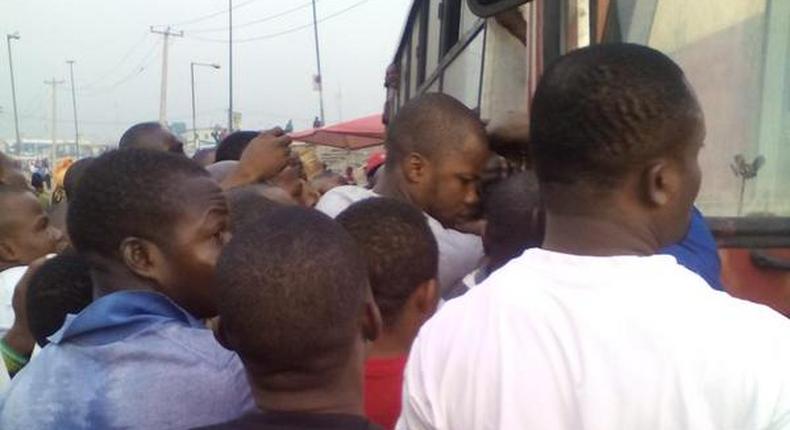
[{"left": 1, "top": 149, "right": 255, "bottom": 429}]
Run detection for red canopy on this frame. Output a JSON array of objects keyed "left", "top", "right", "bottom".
[{"left": 291, "top": 114, "right": 384, "bottom": 150}]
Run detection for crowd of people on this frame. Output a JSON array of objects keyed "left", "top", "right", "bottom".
[{"left": 0, "top": 43, "right": 788, "bottom": 430}]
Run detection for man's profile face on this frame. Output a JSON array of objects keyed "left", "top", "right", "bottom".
[
  {"left": 1, "top": 191, "right": 64, "bottom": 264},
  {"left": 422, "top": 134, "right": 490, "bottom": 227},
  {"left": 155, "top": 177, "right": 229, "bottom": 318}
]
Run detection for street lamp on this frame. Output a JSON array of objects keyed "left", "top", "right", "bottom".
[
  {"left": 190, "top": 62, "right": 221, "bottom": 151},
  {"left": 6, "top": 32, "right": 21, "bottom": 155}
]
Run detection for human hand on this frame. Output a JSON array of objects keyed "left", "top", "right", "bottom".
[{"left": 221, "top": 128, "right": 292, "bottom": 189}]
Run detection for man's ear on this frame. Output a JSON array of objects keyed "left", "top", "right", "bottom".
[
  {"left": 119, "top": 237, "right": 165, "bottom": 282},
  {"left": 413, "top": 279, "right": 440, "bottom": 321},
  {"left": 404, "top": 152, "right": 429, "bottom": 184},
  {"left": 361, "top": 293, "right": 383, "bottom": 344},
  {"left": 642, "top": 160, "right": 677, "bottom": 207},
  {"left": 0, "top": 240, "right": 18, "bottom": 263}
]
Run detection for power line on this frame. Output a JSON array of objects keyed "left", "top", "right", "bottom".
[
  {"left": 185, "top": 2, "right": 312, "bottom": 34},
  {"left": 169, "top": 0, "right": 261, "bottom": 27},
  {"left": 77, "top": 44, "right": 160, "bottom": 95},
  {"left": 184, "top": 0, "right": 373, "bottom": 44},
  {"left": 79, "top": 32, "right": 151, "bottom": 90}
]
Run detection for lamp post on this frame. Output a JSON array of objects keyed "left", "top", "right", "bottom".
[
  {"left": 190, "top": 62, "right": 221, "bottom": 150},
  {"left": 6, "top": 32, "right": 21, "bottom": 154}
]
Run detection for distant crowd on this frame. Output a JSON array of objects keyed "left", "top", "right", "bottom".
[{"left": 0, "top": 43, "right": 787, "bottom": 430}]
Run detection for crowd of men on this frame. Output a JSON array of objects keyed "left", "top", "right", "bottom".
[{"left": 0, "top": 43, "right": 787, "bottom": 430}]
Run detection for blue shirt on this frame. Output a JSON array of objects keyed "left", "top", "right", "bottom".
[
  {"left": 0, "top": 291, "right": 255, "bottom": 429},
  {"left": 661, "top": 207, "right": 724, "bottom": 291}
]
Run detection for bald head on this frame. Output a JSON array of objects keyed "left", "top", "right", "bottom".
[
  {"left": 118, "top": 122, "right": 184, "bottom": 154},
  {"left": 385, "top": 93, "right": 486, "bottom": 166}
]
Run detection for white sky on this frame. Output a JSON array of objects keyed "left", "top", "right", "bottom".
[{"left": 0, "top": 0, "right": 411, "bottom": 144}]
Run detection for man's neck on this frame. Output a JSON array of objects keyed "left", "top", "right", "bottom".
[
  {"left": 373, "top": 169, "right": 415, "bottom": 206},
  {"left": 542, "top": 212, "right": 660, "bottom": 256},
  {"left": 250, "top": 344, "right": 367, "bottom": 416},
  {"left": 89, "top": 258, "right": 158, "bottom": 299},
  {"left": 369, "top": 324, "right": 416, "bottom": 359}
]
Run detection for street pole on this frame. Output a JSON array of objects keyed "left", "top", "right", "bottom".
[
  {"left": 150, "top": 26, "right": 183, "bottom": 127},
  {"left": 191, "top": 62, "right": 221, "bottom": 151},
  {"left": 67, "top": 60, "right": 80, "bottom": 157},
  {"left": 44, "top": 78, "right": 65, "bottom": 162},
  {"left": 191, "top": 63, "right": 197, "bottom": 148},
  {"left": 311, "top": 0, "right": 325, "bottom": 126},
  {"left": 6, "top": 33, "right": 21, "bottom": 155},
  {"left": 228, "top": 0, "right": 234, "bottom": 132}
]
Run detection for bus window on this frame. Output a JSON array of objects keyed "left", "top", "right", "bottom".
[
  {"left": 410, "top": 7, "right": 425, "bottom": 95},
  {"left": 426, "top": 0, "right": 442, "bottom": 79},
  {"left": 603, "top": 0, "right": 790, "bottom": 219},
  {"left": 441, "top": 0, "right": 462, "bottom": 57},
  {"left": 443, "top": 27, "right": 486, "bottom": 109}
]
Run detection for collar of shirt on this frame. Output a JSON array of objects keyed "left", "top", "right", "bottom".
[{"left": 48, "top": 290, "right": 204, "bottom": 345}]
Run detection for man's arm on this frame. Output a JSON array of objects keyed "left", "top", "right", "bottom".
[{"left": 220, "top": 128, "right": 293, "bottom": 190}]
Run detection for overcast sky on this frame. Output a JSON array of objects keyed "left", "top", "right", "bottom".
[{"left": 0, "top": 0, "right": 411, "bottom": 144}]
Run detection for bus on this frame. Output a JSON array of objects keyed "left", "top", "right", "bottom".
[{"left": 385, "top": 0, "right": 790, "bottom": 315}]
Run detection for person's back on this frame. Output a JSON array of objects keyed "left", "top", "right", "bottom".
[
  {"left": 337, "top": 198, "right": 439, "bottom": 430},
  {"left": 1, "top": 149, "right": 253, "bottom": 429},
  {"left": 398, "top": 44, "right": 790, "bottom": 430}
]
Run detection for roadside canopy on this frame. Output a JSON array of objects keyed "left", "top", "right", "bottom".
[{"left": 291, "top": 114, "right": 384, "bottom": 150}]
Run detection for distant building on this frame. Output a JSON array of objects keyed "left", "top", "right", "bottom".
[{"left": 1, "top": 138, "right": 110, "bottom": 160}]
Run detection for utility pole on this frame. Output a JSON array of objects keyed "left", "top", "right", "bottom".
[
  {"left": 44, "top": 78, "right": 65, "bottom": 162},
  {"left": 191, "top": 62, "right": 220, "bottom": 151},
  {"left": 228, "top": 0, "right": 234, "bottom": 132},
  {"left": 311, "top": 0, "right": 325, "bottom": 126},
  {"left": 6, "top": 33, "right": 22, "bottom": 155},
  {"left": 67, "top": 60, "right": 80, "bottom": 157},
  {"left": 150, "top": 26, "right": 183, "bottom": 127}
]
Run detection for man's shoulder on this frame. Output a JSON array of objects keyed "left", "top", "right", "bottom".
[{"left": 315, "top": 186, "right": 377, "bottom": 218}]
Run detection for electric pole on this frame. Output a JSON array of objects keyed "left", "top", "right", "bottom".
[
  {"left": 44, "top": 78, "right": 65, "bottom": 162},
  {"left": 67, "top": 60, "right": 80, "bottom": 157},
  {"left": 228, "top": 0, "right": 234, "bottom": 132},
  {"left": 6, "top": 33, "right": 22, "bottom": 154},
  {"left": 311, "top": 0, "right": 325, "bottom": 126},
  {"left": 150, "top": 26, "right": 183, "bottom": 127}
]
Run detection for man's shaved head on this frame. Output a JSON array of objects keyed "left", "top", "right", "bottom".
[
  {"left": 118, "top": 122, "right": 184, "bottom": 154},
  {"left": 385, "top": 93, "right": 486, "bottom": 166}
]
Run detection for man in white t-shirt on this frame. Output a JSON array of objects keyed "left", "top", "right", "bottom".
[
  {"left": 398, "top": 44, "right": 790, "bottom": 430},
  {"left": 317, "top": 94, "right": 490, "bottom": 297}
]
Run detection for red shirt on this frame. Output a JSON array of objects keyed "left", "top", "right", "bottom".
[{"left": 364, "top": 355, "right": 408, "bottom": 430}]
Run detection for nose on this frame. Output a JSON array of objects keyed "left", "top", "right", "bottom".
[
  {"left": 50, "top": 227, "right": 68, "bottom": 252},
  {"left": 465, "top": 183, "right": 480, "bottom": 207}
]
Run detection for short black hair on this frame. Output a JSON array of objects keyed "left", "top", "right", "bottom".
[
  {"left": 30, "top": 172, "right": 44, "bottom": 189},
  {"left": 26, "top": 250, "right": 93, "bottom": 346},
  {"left": 67, "top": 148, "right": 209, "bottom": 259},
  {"left": 225, "top": 186, "right": 283, "bottom": 232},
  {"left": 385, "top": 93, "right": 486, "bottom": 166},
  {"left": 215, "top": 131, "right": 258, "bottom": 162},
  {"left": 216, "top": 206, "right": 368, "bottom": 381},
  {"left": 483, "top": 172, "right": 543, "bottom": 270},
  {"left": 118, "top": 122, "right": 163, "bottom": 149},
  {"left": 337, "top": 197, "right": 438, "bottom": 327},
  {"left": 63, "top": 157, "right": 94, "bottom": 200},
  {"left": 530, "top": 43, "right": 700, "bottom": 188}
]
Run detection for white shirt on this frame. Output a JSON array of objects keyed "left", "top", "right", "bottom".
[
  {"left": 316, "top": 186, "right": 484, "bottom": 297},
  {"left": 0, "top": 266, "right": 27, "bottom": 338},
  {"left": 398, "top": 248, "right": 790, "bottom": 430}
]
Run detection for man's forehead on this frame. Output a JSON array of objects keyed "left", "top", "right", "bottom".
[{"left": 178, "top": 176, "right": 228, "bottom": 212}]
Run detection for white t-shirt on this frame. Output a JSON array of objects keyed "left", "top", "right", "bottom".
[
  {"left": 0, "top": 266, "right": 27, "bottom": 338},
  {"left": 316, "top": 186, "right": 484, "bottom": 297},
  {"left": 398, "top": 248, "right": 790, "bottom": 430}
]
